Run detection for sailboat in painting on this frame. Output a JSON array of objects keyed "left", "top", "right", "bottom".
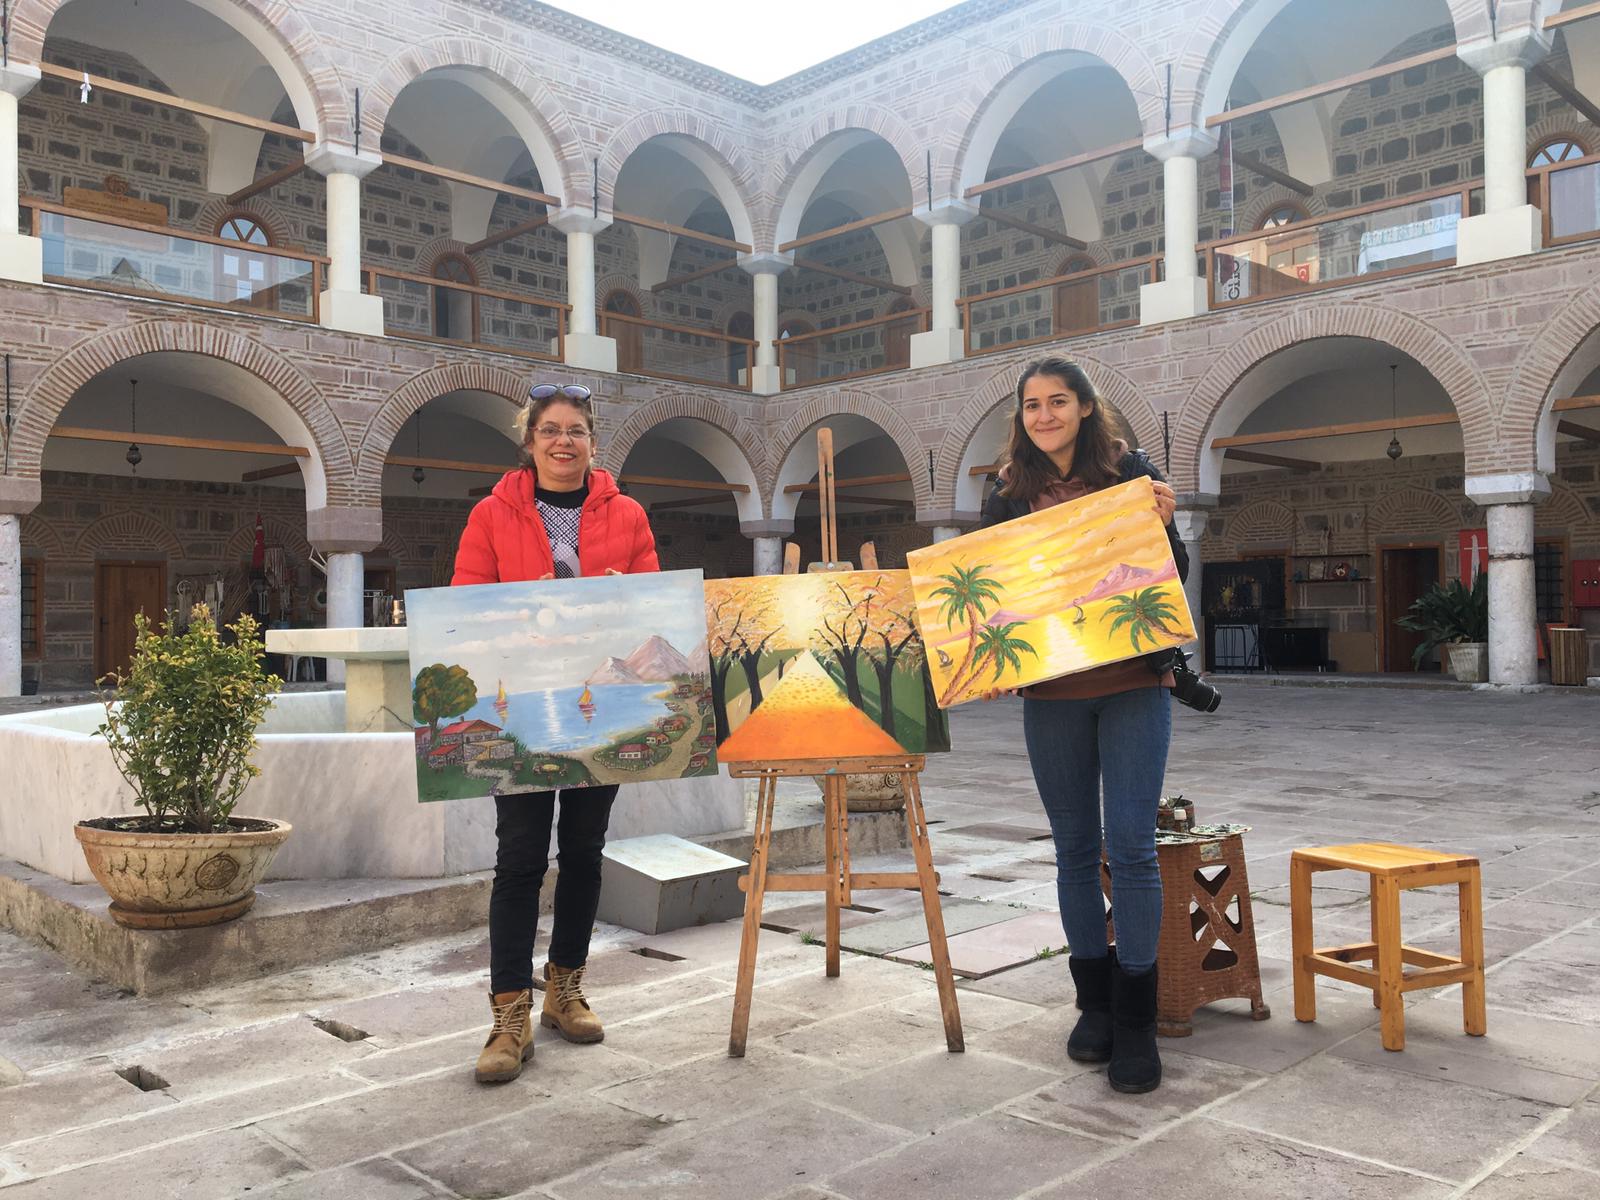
[
  {"left": 577, "top": 685, "right": 596, "bottom": 722},
  {"left": 494, "top": 680, "right": 509, "bottom": 723}
]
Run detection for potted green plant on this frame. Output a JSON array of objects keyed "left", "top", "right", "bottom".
[
  {"left": 1395, "top": 574, "right": 1488, "bottom": 682},
  {"left": 75, "top": 603, "right": 290, "bottom": 929}
]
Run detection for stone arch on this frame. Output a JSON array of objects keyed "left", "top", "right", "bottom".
[
  {"left": 11, "top": 0, "right": 348, "bottom": 139},
  {"left": 933, "top": 354, "right": 1164, "bottom": 513},
  {"left": 358, "top": 363, "right": 528, "bottom": 499},
  {"left": 771, "top": 105, "right": 923, "bottom": 238},
  {"left": 364, "top": 36, "right": 585, "bottom": 205},
  {"left": 1175, "top": 304, "right": 1494, "bottom": 495},
  {"left": 1368, "top": 487, "right": 1461, "bottom": 536},
  {"left": 12, "top": 320, "right": 350, "bottom": 508},
  {"left": 222, "top": 516, "right": 313, "bottom": 563},
  {"left": 768, "top": 389, "right": 932, "bottom": 516},
  {"left": 771, "top": 126, "right": 917, "bottom": 265},
  {"left": 74, "top": 510, "right": 186, "bottom": 560},
  {"left": 598, "top": 275, "right": 648, "bottom": 321},
  {"left": 194, "top": 196, "right": 293, "bottom": 248},
  {"left": 1538, "top": 483, "right": 1591, "bottom": 533},
  {"left": 603, "top": 394, "right": 764, "bottom": 523},
  {"left": 18, "top": 514, "right": 67, "bottom": 558},
  {"left": 1506, "top": 274, "right": 1600, "bottom": 474},
  {"left": 1224, "top": 500, "right": 1297, "bottom": 548},
  {"left": 598, "top": 113, "right": 760, "bottom": 246}
]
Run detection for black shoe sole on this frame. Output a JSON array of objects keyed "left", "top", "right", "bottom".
[
  {"left": 1067, "top": 1045, "right": 1112, "bottom": 1064},
  {"left": 1108, "top": 1072, "right": 1162, "bottom": 1094}
]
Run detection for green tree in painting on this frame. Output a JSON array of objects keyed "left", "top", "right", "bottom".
[
  {"left": 971, "top": 620, "right": 1039, "bottom": 684},
  {"left": 931, "top": 562, "right": 1004, "bottom": 705},
  {"left": 1102, "top": 587, "right": 1183, "bottom": 653},
  {"left": 413, "top": 664, "right": 478, "bottom": 741}
]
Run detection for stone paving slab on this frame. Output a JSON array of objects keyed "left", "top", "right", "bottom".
[
  {"left": 890, "top": 909, "right": 1068, "bottom": 977},
  {"left": 835, "top": 897, "right": 1026, "bottom": 956}
]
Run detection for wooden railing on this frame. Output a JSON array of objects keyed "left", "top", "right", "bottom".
[
  {"left": 776, "top": 308, "right": 930, "bottom": 389},
  {"left": 1527, "top": 151, "right": 1600, "bottom": 249},
  {"left": 1202, "top": 183, "right": 1476, "bottom": 310},
  {"left": 23, "top": 199, "right": 326, "bottom": 321},
  {"left": 599, "top": 310, "right": 758, "bottom": 391},
  {"left": 957, "top": 257, "right": 1157, "bottom": 358},
  {"left": 365, "top": 268, "right": 568, "bottom": 362}
]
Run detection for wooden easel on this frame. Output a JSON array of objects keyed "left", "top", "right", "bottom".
[{"left": 727, "top": 428, "right": 964, "bottom": 1057}]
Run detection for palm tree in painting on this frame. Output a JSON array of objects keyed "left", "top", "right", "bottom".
[
  {"left": 1102, "top": 587, "right": 1183, "bottom": 653},
  {"left": 931, "top": 562, "right": 1003, "bottom": 706},
  {"left": 971, "top": 621, "right": 1039, "bottom": 686}
]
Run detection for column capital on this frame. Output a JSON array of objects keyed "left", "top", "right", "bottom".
[
  {"left": 550, "top": 207, "right": 612, "bottom": 237},
  {"left": 308, "top": 505, "right": 382, "bottom": 553},
  {"left": 913, "top": 198, "right": 980, "bottom": 229},
  {"left": 915, "top": 507, "right": 980, "bottom": 529},
  {"left": 0, "top": 63, "right": 42, "bottom": 100},
  {"left": 1171, "top": 509, "right": 1211, "bottom": 541},
  {"left": 305, "top": 143, "right": 382, "bottom": 180},
  {"left": 739, "top": 519, "right": 794, "bottom": 539},
  {"left": 0, "top": 476, "right": 41, "bottom": 516},
  {"left": 1143, "top": 128, "right": 1218, "bottom": 162},
  {"left": 1175, "top": 491, "right": 1220, "bottom": 510},
  {"left": 1464, "top": 472, "right": 1550, "bottom": 507},
  {"left": 738, "top": 251, "right": 793, "bottom": 277},
  {"left": 1456, "top": 29, "right": 1551, "bottom": 76}
]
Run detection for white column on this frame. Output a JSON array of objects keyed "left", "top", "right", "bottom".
[
  {"left": 738, "top": 252, "right": 791, "bottom": 395},
  {"left": 0, "top": 65, "right": 43, "bottom": 284},
  {"left": 1139, "top": 129, "right": 1217, "bottom": 326},
  {"left": 931, "top": 526, "right": 961, "bottom": 544},
  {"left": 1173, "top": 509, "right": 1210, "bottom": 671},
  {"left": 910, "top": 199, "right": 979, "bottom": 369},
  {"left": 0, "top": 514, "right": 21, "bottom": 697},
  {"left": 751, "top": 536, "right": 783, "bottom": 575},
  {"left": 308, "top": 505, "right": 381, "bottom": 686},
  {"left": 551, "top": 208, "right": 617, "bottom": 373},
  {"left": 1466, "top": 473, "right": 1550, "bottom": 687},
  {"left": 323, "top": 552, "right": 365, "bottom": 685},
  {"left": 1456, "top": 31, "right": 1550, "bottom": 266},
  {"left": 305, "top": 144, "right": 385, "bottom": 336}
]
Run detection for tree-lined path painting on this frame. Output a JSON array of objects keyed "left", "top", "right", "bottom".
[
  {"left": 907, "top": 477, "right": 1196, "bottom": 707},
  {"left": 702, "top": 570, "right": 952, "bottom": 763},
  {"left": 405, "top": 572, "right": 718, "bottom": 802}
]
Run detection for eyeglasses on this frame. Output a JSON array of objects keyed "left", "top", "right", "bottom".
[
  {"left": 528, "top": 383, "right": 592, "bottom": 403},
  {"left": 533, "top": 424, "right": 593, "bottom": 441}
]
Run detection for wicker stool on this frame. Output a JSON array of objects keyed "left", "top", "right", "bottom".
[{"left": 1290, "top": 842, "right": 1485, "bottom": 1052}]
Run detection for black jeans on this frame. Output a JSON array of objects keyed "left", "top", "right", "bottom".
[{"left": 488, "top": 786, "right": 618, "bottom": 992}]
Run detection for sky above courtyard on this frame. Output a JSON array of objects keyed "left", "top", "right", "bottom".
[{"left": 540, "top": 0, "right": 963, "bottom": 84}]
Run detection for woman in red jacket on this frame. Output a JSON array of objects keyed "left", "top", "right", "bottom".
[{"left": 454, "top": 382, "right": 659, "bottom": 1084}]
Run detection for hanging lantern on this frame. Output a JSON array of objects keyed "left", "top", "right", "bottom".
[
  {"left": 1385, "top": 364, "right": 1403, "bottom": 462},
  {"left": 125, "top": 378, "right": 141, "bottom": 472},
  {"left": 412, "top": 413, "right": 425, "bottom": 487}
]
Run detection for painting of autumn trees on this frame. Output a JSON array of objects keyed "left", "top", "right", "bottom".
[{"left": 702, "top": 571, "right": 952, "bottom": 763}]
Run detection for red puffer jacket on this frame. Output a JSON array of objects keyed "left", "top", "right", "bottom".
[{"left": 451, "top": 466, "right": 659, "bottom": 584}]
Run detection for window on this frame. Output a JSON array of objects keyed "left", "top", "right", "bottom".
[
  {"left": 430, "top": 253, "right": 478, "bottom": 341},
  {"left": 21, "top": 559, "right": 41, "bottom": 659},
  {"left": 216, "top": 213, "right": 272, "bottom": 305},
  {"left": 1258, "top": 204, "right": 1308, "bottom": 229},
  {"left": 1535, "top": 540, "right": 1567, "bottom": 626},
  {"left": 1057, "top": 254, "right": 1098, "bottom": 276},
  {"left": 218, "top": 214, "right": 270, "bottom": 245},
  {"left": 1530, "top": 138, "right": 1588, "bottom": 167}
]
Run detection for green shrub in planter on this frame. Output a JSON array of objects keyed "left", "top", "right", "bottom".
[{"left": 1395, "top": 574, "right": 1488, "bottom": 670}]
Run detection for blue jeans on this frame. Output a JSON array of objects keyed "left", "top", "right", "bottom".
[{"left": 1022, "top": 686, "right": 1171, "bottom": 973}]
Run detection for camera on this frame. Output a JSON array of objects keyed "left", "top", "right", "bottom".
[{"left": 1168, "top": 649, "right": 1221, "bottom": 713}]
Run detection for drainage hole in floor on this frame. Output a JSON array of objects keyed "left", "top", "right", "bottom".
[
  {"left": 760, "top": 922, "right": 799, "bottom": 934},
  {"left": 311, "top": 1017, "right": 371, "bottom": 1043},
  {"left": 633, "top": 947, "right": 687, "bottom": 962},
  {"left": 115, "top": 1065, "right": 169, "bottom": 1092},
  {"left": 844, "top": 904, "right": 883, "bottom": 913},
  {"left": 971, "top": 874, "right": 1017, "bottom": 883}
]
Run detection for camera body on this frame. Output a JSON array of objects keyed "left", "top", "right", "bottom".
[{"left": 1149, "top": 647, "right": 1221, "bottom": 713}]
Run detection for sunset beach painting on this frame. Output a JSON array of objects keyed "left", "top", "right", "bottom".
[{"left": 906, "top": 477, "right": 1195, "bottom": 707}]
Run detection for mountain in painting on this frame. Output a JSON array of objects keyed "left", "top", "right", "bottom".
[
  {"left": 1071, "top": 561, "right": 1177, "bottom": 606},
  {"left": 623, "top": 635, "right": 694, "bottom": 681},
  {"left": 586, "top": 656, "right": 644, "bottom": 685}
]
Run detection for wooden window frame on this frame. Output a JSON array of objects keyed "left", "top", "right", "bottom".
[
  {"left": 1528, "top": 136, "right": 1591, "bottom": 168},
  {"left": 1257, "top": 202, "right": 1310, "bottom": 230},
  {"left": 216, "top": 212, "right": 273, "bottom": 246},
  {"left": 21, "top": 558, "right": 42, "bottom": 661}
]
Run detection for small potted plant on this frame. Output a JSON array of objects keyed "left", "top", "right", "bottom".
[
  {"left": 75, "top": 604, "right": 290, "bottom": 928},
  {"left": 1395, "top": 574, "right": 1488, "bottom": 682}
]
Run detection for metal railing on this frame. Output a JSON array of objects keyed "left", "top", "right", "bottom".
[
  {"left": 776, "top": 308, "right": 929, "bottom": 389},
  {"left": 24, "top": 199, "right": 325, "bottom": 321},
  {"left": 958, "top": 257, "right": 1156, "bottom": 358},
  {"left": 1529, "top": 151, "right": 1600, "bottom": 248},
  {"left": 365, "top": 268, "right": 567, "bottom": 361},
  {"left": 600, "top": 310, "right": 757, "bottom": 390}
]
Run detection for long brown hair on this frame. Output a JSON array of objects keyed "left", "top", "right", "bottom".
[{"left": 998, "top": 357, "right": 1124, "bottom": 501}]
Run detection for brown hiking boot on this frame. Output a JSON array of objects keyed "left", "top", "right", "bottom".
[
  {"left": 474, "top": 988, "right": 535, "bottom": 1083},
  {"left": 541, "top": 962, "right": 604, "bottom": 1043}
]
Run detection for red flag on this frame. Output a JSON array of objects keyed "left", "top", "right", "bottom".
[{"left": 251, "top": 513, "right": 265, "bottom": 571}]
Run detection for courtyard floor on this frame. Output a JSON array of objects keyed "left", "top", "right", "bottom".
[{"left": 2, "top": 682, "right": 1598, "bottom": 1199}]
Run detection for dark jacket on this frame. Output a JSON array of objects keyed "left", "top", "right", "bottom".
[{"left": 978, "top": 449, "right": 1189, "bottom": 584}]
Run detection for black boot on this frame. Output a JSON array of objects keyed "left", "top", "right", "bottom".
[
  {"left": 1109, "top": 962, "right": 1162, "bottom": 1093},
  {"left": 1066, "top": 952, "right": 1114, "bottom": 1063}
]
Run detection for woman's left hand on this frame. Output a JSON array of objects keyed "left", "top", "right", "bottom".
[
  {"left": 604, "top": 567, "right": 622, "bottom": 576},
  {"left": 1152, "top": 480, "right": 1177, "bottom": 527}
]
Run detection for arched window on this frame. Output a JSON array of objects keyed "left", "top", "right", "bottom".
[
  {"left": 217, "top": 213, "right": 270, "bottom": 245},
  {"left": 430, "top": 253, "right": 477, "bottom": 342},
  {"left": 1057, "top": 253, "right": 1098, "bottom": 276},
  {"left": 1530, "top": 138, "right": 1588, "bottom": 167},
  {"left": 1258, "top": 204, "right": 1308, "bottom": 230},
  {"left": 216, "top": 213, "right": 272, "bottom": 307}
]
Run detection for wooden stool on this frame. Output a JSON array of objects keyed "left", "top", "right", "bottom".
[{"left": 1290, "top": 842, "right": 1485, "bottom": 1052}]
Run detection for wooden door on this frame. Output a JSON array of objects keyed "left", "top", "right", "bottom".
[
  {"left": 884, "top": 306, "right": 915, "bottom": 367},
  {"left": 95, "top": 561, "right": 167, "bottom": 682},
  {"left": 1381, "top": 547, "right": 1440, "bottom": 672},
  {"left": 1053, "top": 277, "right": 1098, "bottom": 335},
  {"left": 604, "top": 291, "right": 643, "bottom": 373}
]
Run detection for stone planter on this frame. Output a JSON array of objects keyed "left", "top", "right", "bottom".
[
  {"left": 816, "top": 772, "right": 906, "bottom": 813},
  {"left": 74, "top": 817, "right": 292, "bottom": 929},
  {"left": 1446, "top": 642, "right": 1488, "bottom": 684}
]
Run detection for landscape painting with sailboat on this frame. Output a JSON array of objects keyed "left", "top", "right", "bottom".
[{"left": 404, "top": 571, "right": 718, "bottom": 802}]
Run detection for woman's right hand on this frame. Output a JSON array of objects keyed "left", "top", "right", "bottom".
[
  {"left": 978, "top": 688, "right": 1015, "bottom": 702},
  {"left": 539, "top": 572, "right": 555, "bottom": 581}
]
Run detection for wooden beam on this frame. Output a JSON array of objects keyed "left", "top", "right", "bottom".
[
  {"left": 1224, "top": 448, "right": 1319, "bottom": 471},
  {"left": 651, "top": 257, "right": 741, "bottom": 292},
  {"left": 785, "top": 471, "right": 912, "bottom": 494},
  {"left": 792, "top": 256, "right": 912, "bottom": 295},
  {"left": 969, "top": 462, "right": 1000, "bottom": 477},
  {"left": 381, "top": 153, "right": 559, "bottom": 206},
  {"left": 779, "top": 206, "right": 913, "bottom": 252},
  {"left": 1548, "top": 0, "right": 1600, "bottom": 30},
  {"left": 644, "top": 493, "right": 741, "bottom": 512},
  {"left": 39, "top": 62, "right": 314, "bottom": 142},
  {"left": 386, "top": 454, "right": 506, "bottom": 475},
  {"left": 465, "top": 217, "right": 549, "bottom": 254},
  {"left": 611, "top": 211, "right": 752, "bottom": 253},
  {"left": 1233, "top": 150, "right": 1313, "bottom": 196},
  {"left": 240, "top": 462, "right": 302, "bottom": 483},
  {"left": 1554, "top": 393, "right": 1600, "bottom": 411},
  {"left": 978, "top": 207, "right": 1088, "bottom": 249},
  {"left": 226, "top": 159, "right": 309, "bottom": 205},
  {"left": 966, "top": 137, "right": 1145, "bottom": 200},
  {"left": 1208, "top": 46, "right": 1458, "bottom": 129},
  {"left": 51, "top": 425, "right": 310, "bottom": 457},
  {"left": 1212, "top": 412, "right": 1459, "bottom": 449},
  {"left": 1531, "top": 62, "right": 1600, "bottom": 130},
  {"left": 621, "top": 473, "right": 750, "bottom": 493},
  {"left": 1557, "top": 419, "right": 1600, "bottom": 443},
  {"left": 830, "top": 494, "right": 915, "bottom": 509}
]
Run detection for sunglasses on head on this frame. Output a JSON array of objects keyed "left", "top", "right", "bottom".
[{"left": 528, "top": 383, "right": 592, "bottom": 403}]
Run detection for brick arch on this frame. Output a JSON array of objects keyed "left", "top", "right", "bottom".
[
  {"left": 1173, "top": 304, "right": 1494, "bottom": 494},
  {"left": 195, "top": 197, "right": 293, "bottom": 248},
  {"left": 1505, "top": 274, "right": 1600, "bottom": 473},
  {"left": 367, "top": 526, "right": 411, "bottom": 565},
  {"left": 18, "top": 513, "right": 67, "bottom": 558},
  {"left": 1538, "top": 483, "right": 1591, "bottom": 531},
  {"left": 600, "top": 393, "right": 763, "bottom": 514},
  {"left": 12, "top": 321, "right": 353, "bottom": 506},
  {"left": 769, "top": 390, "right": 932, "bottom": 513},
  {"left": 771, "top": 106, "right": 923, "bottom": 243},
  {"left": 598, "top": 276, "right": 648, "bottom": 321},
  {"left": 222, "top": 516, "right": 313, "bottom": 563},
  {"left": 1224, "top": 500, "right": 1297, "bottom": 547},
  {"left": 1368, "top": 487, "right": 1461, "bottom": 535},
  {"left": 947, "top": 27, "right": 1165, "bottom": 193},
  {"left": 598, "top": 112, "right": 760, "bottom": 246},
  {"left": 10, "top": 0, "right": 349, "bottom": 140},
  {"left": 74, "top": 511, "right": 186, "bottom": 560},
  {"left": 358, "top": 364, "right": 528, "bottom": 499},
  {"left": 364, "top": 37, "right": 584, "bottom": 204},
  {"left": 932, "top": 353, "right": 1164, "bottom": 510}
]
